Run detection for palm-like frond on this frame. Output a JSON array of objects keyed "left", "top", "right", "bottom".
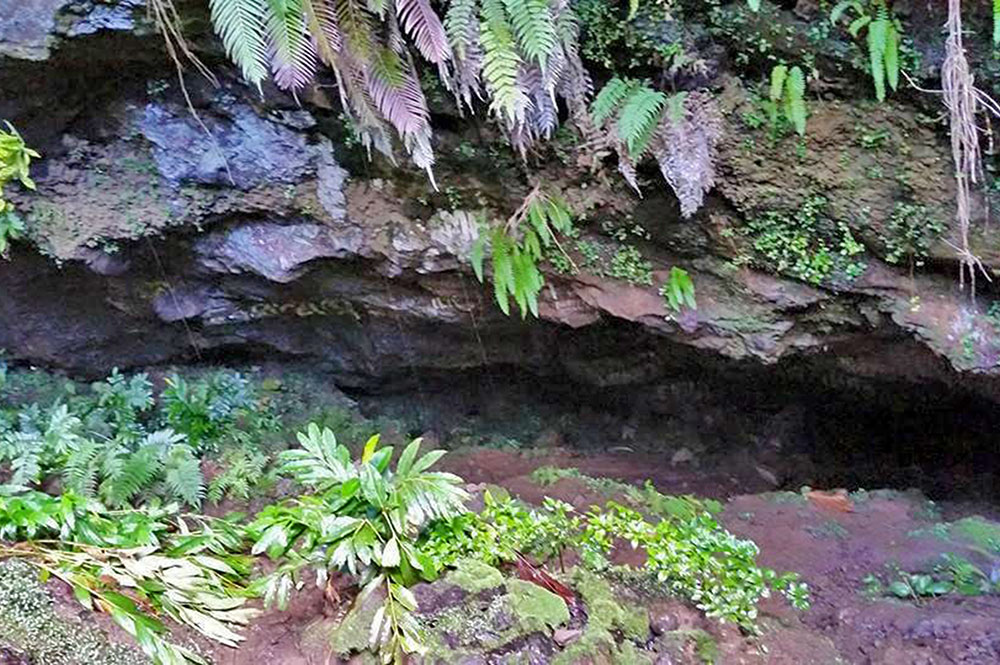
[
  {"left": 480, "top": 0, "right": 528, "bottom": 124},
  {"left": 396, "top": 0, "right": 452, "bottom": 64},
  {"left": 209, "top": 0, "right": 271, "bottom": 89},
  {"left": 502, "top": 0, "right": 557, "bottom": 68},
  {"left": 617, "top": 84, "right": 666, "bottom": 158},
  {"left": 265, "top": 0, "right": 318, "bottom": 90}
]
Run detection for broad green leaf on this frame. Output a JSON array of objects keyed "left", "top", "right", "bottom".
[{"left": 362, "top": 434, "right": 381, "bottom": 464}]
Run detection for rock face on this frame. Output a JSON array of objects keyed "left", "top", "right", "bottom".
[{"left": 1, "top": 0, "right": 1000, "bottom": 407}]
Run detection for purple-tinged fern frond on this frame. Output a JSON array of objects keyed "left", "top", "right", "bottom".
[
  {"left": 651, "top": 92, "right": 721, "bottom": 218},
  {"left": 209, "top": 0, "right": 272, "bottom": 91},
  {"left": 396, "top": 0, "right": 452, "bottom": 65},
  {"left": 445, "top": 0, "right": 484, "bottom": 109},
  {"left": 302, "top": 0, "right": 342, "bottom": 65},
  {"left": 265, "top": 0, "right": 318, "bottom": 90}
]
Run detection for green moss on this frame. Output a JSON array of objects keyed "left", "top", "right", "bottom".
[
  {"left": 506, "top": 579, "right": 570, "bottom": 631},
  {"left": 327, "top": 590, "right": 384, "bottom": 655},
  {"left": 553, "top": 569, "right": 651, "bottom": 665},
  {"left": 950, "top": 516, "right": 1000, "bottom": 552},
  {"left": 0, "top": 560, "right": 148, "bottom": 665},
  {"left": 447, "top": 558, "right": 505, "bottom": 594},
  {"left": 659, "top": 629, "right": 718, "bottom": 665}
]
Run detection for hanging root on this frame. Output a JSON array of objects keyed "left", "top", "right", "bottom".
[{"left": 941, "top": 0, "right": 995, "bottom": 298}]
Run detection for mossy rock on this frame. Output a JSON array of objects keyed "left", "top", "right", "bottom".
[
  {"left": 446, "top": 558, "right": 505, "bottom": 594},
  {"left": 0, "top": 560, "right": 148, "bottom": 665},
  {"left": 552, "top": 569, "right": 651, "bottom": 665},
  {"left": 506, "top": 579, "right": 570, "bottom": 631}
]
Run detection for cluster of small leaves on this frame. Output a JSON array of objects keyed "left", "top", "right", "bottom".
[
  {"left": 880, "top": 202, "right": 946, "bottom": 269},
  {"left": 831, "top": 0, "right": 901, "bottom": 102},
  {"left": 0, "top": 122, "right": 38, "bottom": 257},
  {"left": 247, "top": 424, "right": 467, "bottom": 662},
  {"left": 420, "top": 491, "right": 808, "bottom": 631},
  {"left": 591, "top": 78, "right": 721, "bottom": 217},
  {"left": 766, "top": 64, "right": 807, "bottom": 136},
  {"left": 744, "top": 196, "right": 866, "bottom": 285},
  {"left": 0, "top": 489, "right": 255, "bottom": 665},
  {"left": 470, "top": 188, "right": 574, "bottom": 317},
  {"left": 661, "top": 266, "right": 696, "bottom": 313},
  {"left": 207, "top": 444, "right": 271, "bottom": 504}
]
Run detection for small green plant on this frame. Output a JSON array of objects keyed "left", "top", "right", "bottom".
[
  {"left": 661, "top": 267, "right": 697, "bottom": 313},
  {"left": 207, "top": 443, "right": 271, "bottom": 504},
  {"left": 887, "top": 571, "right": 953, "bottom": 600},
  {"left": 609, "top": 245, "right": 654, "bottom": 285},
  {"left": 766, "top": 64, "right": 808, "bottom": 136},
  {"left": 745, "top": 196, "right": 865, "bottom": 284},
  {"left": 880, "top": 202, "right": 945, "bottom": 269},
  {"left": 249, "top": 425, "right": 468, "bottom": 663},
  {"left": 830, "top": 0, "right": 901, "bottom": 102},
  {"left": 0, "top": 122, "right": 39, "bottom": 258},
  {"left": 470, "top": 188, "right": 575, "bottom": 317}
]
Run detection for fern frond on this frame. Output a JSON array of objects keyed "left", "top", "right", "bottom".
[
  {"left": 884, "top": 22, "right": 899, "bottom": 92},
  {"left": 63, "top": 439, "right": 103, "bottom": 498},
  {"left": 396, "top": 0, "right": 451, "bottom": 64},
  {"left": 502, "top": 0, "right": 557, "bottom": 68},
  {"left": 618, "top": 85, "right": 666, "bottom": 158},
  {"left": 591, "top": 77, "right": 638, "bottom": 128},
  {"left": 445, "top": 0, "right": 484, "bottom": 108},
  {"left": 784, "top": 66, "right": 807, "bottom": 136},
  {"left": 209, "top": 0, "right": 272, "bottom": 90},
  {"left": 163, "top": 446, "right": 206, "bottom": 507},
  {"left": 302, "top": 0, "right": 343, "bottom": 66},
  {"left": 481, "top": 0, "right": 529, "bottom": 125},
  {"left": 769, "top": 64, "right": 787, "bottom": 103},
  {"left": 334, "top": 0, "right": 377, "bottom": 61},
  {"left": 265, "top": 0, "right": 318, "bottom": 90},
  {"left": 995, "top": 0, "right": 1000, "bottom": 46}
]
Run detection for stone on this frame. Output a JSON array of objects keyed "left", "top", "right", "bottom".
[
  {"left": 553, "top": 628, "right": 583, "bottom": 647},
  {"left": 648, "top": 607, "right": 680, "bottom": 636},
  {"left": 671, "top": 447, "right": 695, "bottom": 466}
]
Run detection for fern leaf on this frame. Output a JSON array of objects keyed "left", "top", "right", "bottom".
[
  {"left": 867, "top": 15, "right": 888, "bottom": 101},
  {"left": 396, "top": 0, "right": 451, "bottom": 64},
  {"left": 481, "top": 0, "right": 528, "bottom": 125},
  {"left": 335, "top": 0, "right": 377, "bottom": 60},
  {"left": 164, "top": 446, "right": 206, "bottom": 508},
  {"left": 769, "top": 64, "right": 787, "bottom": 103},
  {"left": 591, "top": 77, "right": 637, "bottom": 128},
  {"left": 209, "top": 0, "right": 271, "bottom": 90},
  {"left": 503, "top": 0, "right": 557, "bottom": 68},
  {"left": 63, "top": 439, "right": 103, "bottom": 498},
  {"left": 302, "top": 0, "right": 343, "bottom": 66},
  {"left": 617, "top": 85, "right": 666, "bottom": 158},
  {"left": 995, "top": 0, "right": 1000, "bottom": 45},
  {"left": 884, "top": 23, "right": 899, "bottom": 92},
  {"left": 265, "top": 0, "right": 318, "bottom": 90},
  {"left": 784, "top": 66, "right": 807, "bottom": 136}
]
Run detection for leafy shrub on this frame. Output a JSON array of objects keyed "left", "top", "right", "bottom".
[
  {"left": 248, "top": 425, "right": 468, "bottom": 661},
  {"left": 421, "top": 491, "right": 808, "bottom": 631},
  {"left": 0, "top": 122, "right": 38, "bottom": 258},
  {"left": 471, "top": 188, "right": 575, "bottom": 317},
  {"left": 160, "top": 372, "right": 263, "bottom": 452}
]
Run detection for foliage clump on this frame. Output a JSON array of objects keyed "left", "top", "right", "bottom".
[{"left": 0, "top": 122, "right": 38, "bottom": 258}]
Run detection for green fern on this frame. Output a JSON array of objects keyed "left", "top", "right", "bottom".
[
  {"left": 502, "top": 0, "right": 557, "bottom": 68},
  {"left": 481, "top": 0, "right": 528, "bottom": 124},
  {"left": 590, "top": 76, "right": 640, "bottom": 127},
  {"left": 208, "top": 0, "right": 271, "bottom": 90},
  {"left": 831, "top": 0, "right": 900, "bottom": 102},
  {"left": 208, "top": 445, "right": 270, "bottom": 503},
  {"left": 163, "top": 445, "right": 206, "bottom": 508},
  {"left": 470, "top": 190, "right": 574, "bottom": 318},
  {"left": 661, "top": 267, "right": 697, "bottom": 313},
  {"left": 617, "top": 85, "right": 667, "bottom": 158},
  {"left": 767, "top": 64, "right": 808, "bottom": 136},
  {"left": 995, "top": 0, "right": 1000, "bottom": 45}
]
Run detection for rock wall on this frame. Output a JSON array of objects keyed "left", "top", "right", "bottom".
[{"left": 2, "top": 0, "right": 1000, "bottom": 405}]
